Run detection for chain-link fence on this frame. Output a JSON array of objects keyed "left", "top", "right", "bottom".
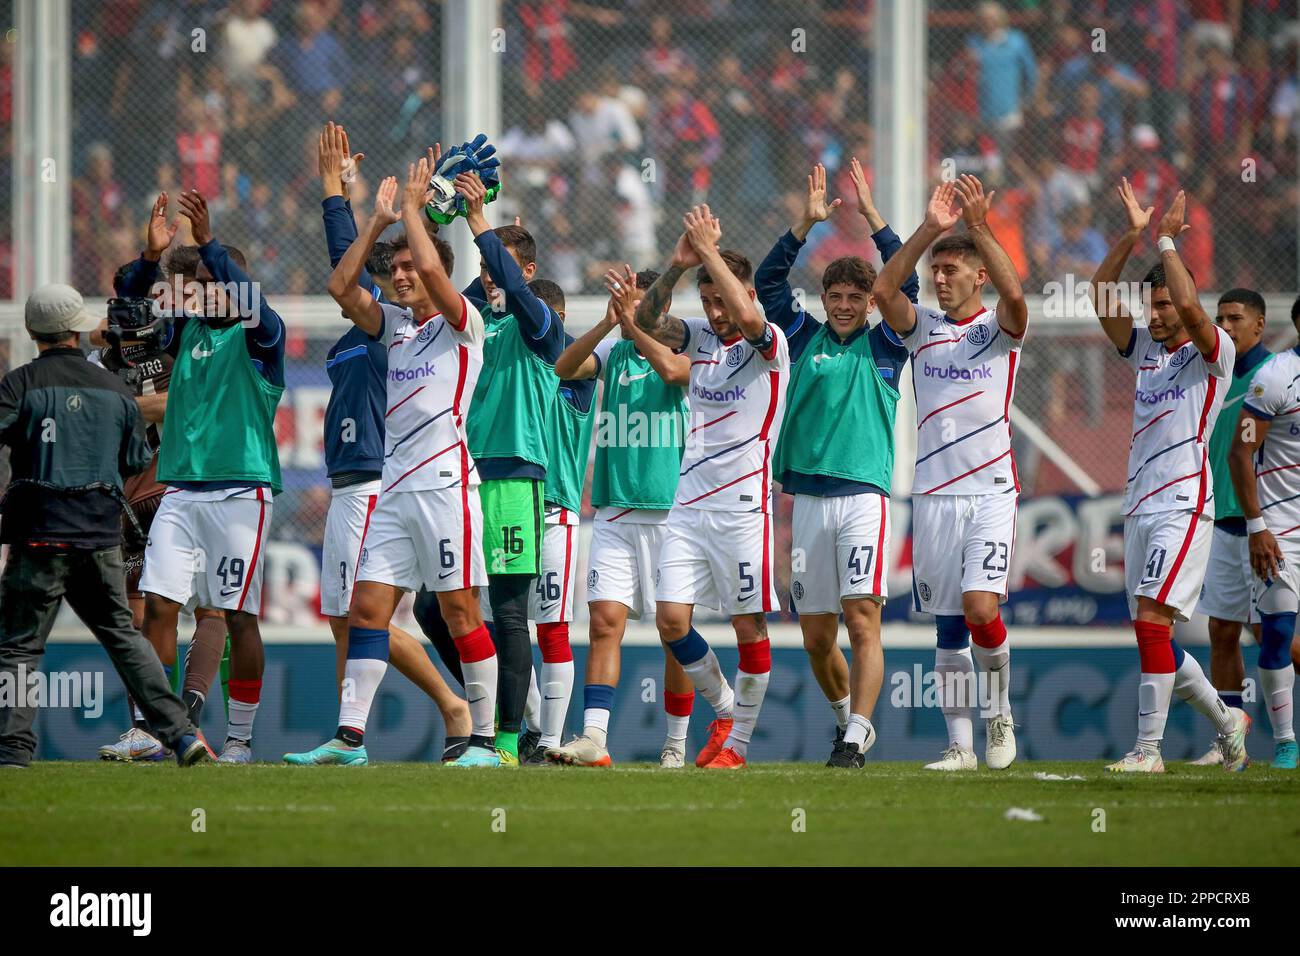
[{"left": 6, "top": 0, "right": 1300, "bottom": 630}]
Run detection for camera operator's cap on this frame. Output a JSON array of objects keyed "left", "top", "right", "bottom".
[{"left": 25, "top": 284, "right": 100, "bottom": 335}]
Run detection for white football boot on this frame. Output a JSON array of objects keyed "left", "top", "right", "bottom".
[
  {"left": 1216, "top": 708, "right": 1251, "bottom": 772},
  {"left": 1105, "top": 748, "right": 1165, "bottom": 773},
  {"left": 660, "top": 744, "right": 686, "bottom": 769},
  {"left": 985, "top": 715, "right": 1017, "bottom": 770},
  {"left": 545, "top": 734, "right": 612, "bottom": 767},
  {"left": 1188, "top": 740, "right": 1224, "bottom": 766},
  {"left": 924, "top": 743, "right": 978, "bottom": 771},
  {"left": 98, "top": 727, "right": 166, "bottom": 762},
  {"left": 216, "top": 739, "right": 254, "bottom": 764}
]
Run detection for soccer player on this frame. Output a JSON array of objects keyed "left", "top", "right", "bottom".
[
  {"left": 1227, "top": 299, "right": 1300, "bottom": 769},
  {"left": 1090, "top": 180, "right": 1249, "bottom": 772},
  {"left": 754, "top": 160, "right": 918, "bottom": 768},
  {"left": 119, "top": 189, "right": 285, "bottom": 764},
  {"left": 545, "top": 266, "right": 698, "bottom": 768},
  {"left": 872, "top": 176, "right": 1025, "bottom": 771},
  {"left": 635, "top": 205, "right": 790, "bottom": 770},
  {"left": 285, "top": 157, "right": 494, "bottom": 767},
  {"left": 92, "top": 275, "right": 230, "bottom": 761},
  {"left": 313, "top": 123, "right": 471, "bottom": 760},
  {"left": 509, "top": 278, "right": 597, "bottom": 765},
  {"left": 1189, "top": 289, "right": 1273, "bottom": 765}
]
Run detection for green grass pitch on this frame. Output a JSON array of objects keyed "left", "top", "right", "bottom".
[{"left": 3, "top": 761, "right": 1298, "bottom": 866}]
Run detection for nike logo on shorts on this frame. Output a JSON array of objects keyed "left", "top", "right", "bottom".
[
  {"left": 849, "top": 575, "right": 869, "bottom": 586},
  {"left": 219, "top": 586, "right": 240, "bottom": 597},
  {"left": 439, "top": 570, "right": 457, "bottom": 579}
]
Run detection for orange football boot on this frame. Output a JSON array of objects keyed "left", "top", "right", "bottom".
[
  {"left": 694, "top": 718, "right": 734, "bottom": 767},
  {"left": 704, "top": 746, "right": 746, "bottom": 769}
]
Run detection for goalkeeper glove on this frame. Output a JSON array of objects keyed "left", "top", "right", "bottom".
[{"left": 425, "top": 135, "right": 503, "bottom": 224}]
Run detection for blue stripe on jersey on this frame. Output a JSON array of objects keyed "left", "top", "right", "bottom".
[
  {"left": 1263, "top": 491, "right": 1300, "bottom": 511},
  {"left": 411, "top": 321, "right": 446, "bottom": 358},
  {"left": 914, "top": 417, "right": 1004, "bottom": 465},
  {"left": 1127, "top": 435, "right": 1197, "bottom": 483},
  {"left": 679, "top": 435, "right": 758, "bottom": 476},
  {"left": 725, "top": 350, "right": 756, "bottom": 381},
  {"left": 325, "top": 344, "right": 368, "bottom": 368},
  {"left": 384, "top": 408, "right": 452, "bottom": 458},
  {"left": 967, "top": 327, "right": 1001, "bottom": 363}
]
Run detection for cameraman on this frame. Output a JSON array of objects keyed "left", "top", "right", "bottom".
[{"left": 0, "top": 284, "right": 210, "bottom": 768}]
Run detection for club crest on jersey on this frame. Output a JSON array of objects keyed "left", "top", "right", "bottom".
[
  {"left": 918, "top": 581, "right": 932, "bottom": 602},
  {"left": 726, "top": 344, "right": 743, "bottom": 367},
  {"left": 1169, "top": 347, "right": 1190, "bottom": 367},
  {"left": 417, "top": 322, "right": 436, "bottom": 342},
  {"left": 587, "top": 569, "right": 599, "bottom": 589},
  {"left": 967, "top": 323, "right": 990, "bottom": 346},
  {"left": 792, "top": 581, "right": 804, "bottom": 601}
]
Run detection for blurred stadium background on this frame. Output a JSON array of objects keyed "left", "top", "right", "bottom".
[{"left": 2, "top": 0, "right": 1298, "bottom": 760}]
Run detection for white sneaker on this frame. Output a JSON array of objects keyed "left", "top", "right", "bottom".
[
  {"left": 216, "top": 739, "right": 253, "bottom": 764},
  {"left": 660, "top": 745, "right": 686, "bottom": 768},
  {"left": 1105, "top": 748, "right": 1165, "bottom": 773},
  {"left": 924, "top": 744, "right": 978, "bottom": 771},
  {"left": 1188, "top": 740, "right": 1224, "bottom": 766},
  {"left": 985, "top": 714, "right": 1017, "bottom": 770},
  {"left": 1216, "top": 708, "right": 1251, "bottom": 772},
  {"left": 545, "top": 734, "right": 612, "bottom": 767},
  {"left": 98, "top": 728, "right": 165, "bottom": 762}
]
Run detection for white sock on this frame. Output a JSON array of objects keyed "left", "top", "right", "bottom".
[
  {"left": 682, "top": 649, "right": 735, "bottom": 718},
  {"left": 844, "top": 713, "right": 873, "bottom": 749},
  {"left": 1172, "top": 652, "right": 1234, "bottom": 735},
  {"left": 723, "top": 668, "right": 770, "bottom": 757},
  {"left": 971, "top": 642, "right": 1012, "bottom": 719},
  {"left": 1136, "top": 672, "right": 1176, "bottom": 749},
  {"left": 830, "top": 695, "right": 851, "bottom": 730},
  {"left": 935, "top": 647, "right": 975, "bottom": 751},
  {"left": 539, "top": 660, "right": 575, "bottom": 748},
  {"left": 226, "top": 699, "right": 259, "bottom": 742},
  {"left": 338, "top": 658, "right": 387, "bottom": 735},
  {"left": 462, "top": 657, "right": 498, "bottom": 740},
  {"left": 1260, "top": 665, "right": 1296, "bottom": 741},
  {"left": 524, "top": 666, "right": 542, "bottom": 732},
  {"left": 665, "top": 714, "right": 690, "bottom": 746},
  {"left": 584, "top": 724, "right": 609, "bottom": 749}
]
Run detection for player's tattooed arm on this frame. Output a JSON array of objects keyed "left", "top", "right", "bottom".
[
  {"left": 327, "top": 175, "right": 398, "bottom": 336},
  {"left": 1229, "top": 407, "right": 1283, "bottom": 580},
  {"left": 609, "top": 265, "right": 691, "bottom": 387},
  {"left": 404, "top": 154, "right": 465, "bottom": 328},
  {"left": 1091, "top": 177, "right": 1147, "bottom": 351},
  {"left": 684, "top": 205, "right": 766, "bottom": 344},
  {"left": 874, "top": 183, "right": 959, "bottom": 336},
  {"left": 635, "top": 246, "right": 692, "bottom": 350},
  {"left": 1155, "top": 190, "right": 1215, "bottom": 357},
  {"left": 556, "top": 285, "right": 619, "bottom": 380},
  {"left": 954, "top": 175, "right": 1027, "bottom": 338}
]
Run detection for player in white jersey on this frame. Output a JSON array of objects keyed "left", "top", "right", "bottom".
[
  {"left": 873, "top": 176, "right": 1026, "bottom": 771},
  {"left": 286, "top": 156, "right": 499, "bottom": 768},
  {"left": 1091, "top": 179, "right": 1249, "bottom": 773},
  {"left": 634, "top": 205, "right": 790, "bottom": 769},
  {"left": 1227, "top": 311, "right": 1300, "bottom": 769}
]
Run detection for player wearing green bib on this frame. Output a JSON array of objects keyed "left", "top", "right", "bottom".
[
  {"left": 1189, "top": 288, "right": 1272, "bottom": 765},
  {"left": 754, "top": 161, "right": 919, "bottom": 768},
  {"left": 121, "top": 189, "right": 286, "bottom": 764},
  {"left": 546, "top": 267, "right": 699, "bottom": 768}
]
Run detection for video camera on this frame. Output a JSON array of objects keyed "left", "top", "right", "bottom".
[{"left": 105, "top": 297, "right": 169, "bottom": 351}]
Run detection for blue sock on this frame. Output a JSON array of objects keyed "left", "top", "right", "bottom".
[
  {"left": 936, "top": 615, "right": 970, "bottom": 650},
  {"left": 1170, "top": 637, "right": 1187, "bottom": 670},
  {"left": 584, "top": 684, "right": 616, "bottom": 712},
  {"left": 1219, "top": 690, "right": 1245, "bottom": 710},
  {"left": 1259, "top": 612, "right": 1297, "bottom": 671},
  {"left": 665, "top": 627, "right": 711, "bottom": 665},
  {"left": 346, "top": 626, "right": 390, "bottom": 662}
]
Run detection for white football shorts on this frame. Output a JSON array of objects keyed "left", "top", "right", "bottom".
[
  {"left": 1124, "top": 508, "right": 1212, "bottom": 622},
  {"left": 655, "top": 506, "right": 779, "bottom": 616},
  {"left": 911, "top": 491, "right": 1017, "bottom": 616},
  {"left": 355, "top": 486, "right": 486, "bottom": 593},
  {"left": 790, "top": 492, "right": 891, "bottom": 614},
  {"left": 319, "top": 481, "right": 381, "bottom": 618}
]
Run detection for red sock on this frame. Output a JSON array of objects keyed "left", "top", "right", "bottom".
[
  {"left": 967, "top": 613, "right": 1007, "bottom": 649},
  {"left": 664, "top": 691, "right": 695, "bottom": 717},
  {"left": 453, "top": 624, "right": 495, "bottom": 664},
  {"left": 737, "top": 638, "right": 772, "bottom": 675},
  {"left": 537, "top": 622, "right": 572, "bottom": 663},
  {"left": 227, "top": 678, "right": 261, "bottom": 704},
  {"left": 1134, "top": 620, "right": 1175, "bottom": 673}
]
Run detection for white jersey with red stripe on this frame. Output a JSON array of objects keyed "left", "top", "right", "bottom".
[
  {"left": 1243, "top": 346, "right": 1300, "bottom": 537},
  {"left": 674, "top": 317, "right": 789, "bottom": 512},
  {"left": 900, "top": 304, "right": 1022, "bottom": 496},
  {"left": 1120, "top": 325, "right": 1233, "bottom": 518},
  {"left": 379, "top": 296, "right": 484, "bottom": 494}
]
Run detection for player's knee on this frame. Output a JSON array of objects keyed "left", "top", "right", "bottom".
[
  {"left": 225, "top": 610, "right": 261, "bottom": 643},
  {"left": 961, "top": 593, "right": 999, "bottom": 627},
  {"left": 842, "top": 600, "right": 881, "bottom": 648},
  {"left": 655, "top": 608, "right": 688, "bottom": 642},
  {"left": 142, "top": 592, "right": 178, "bottom": 632},
  {"left": 347, "top": 591, "right": 385, "bottom": 630},
  {"left": 732, "top": 613, "right": 766, "bottom": 643},
  {"left": 1207, "top": 618, "right": 1243, "bottom": 649},
  {"left": 800, "top": 619, "right": 837, "bottom": 657}
]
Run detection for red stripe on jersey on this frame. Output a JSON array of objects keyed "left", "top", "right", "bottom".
[
  {"left": 1124, "top": 469, "right": 1202, "bottom": 516},
  {"left": 1156, "top": 512, "right": 1200, "bottom": 605},
  {"left": 998, "top": 322, "right": 1025, "bottom": 341},
  {"left": 448, "top": 295, "right": 469, "bottom": 332},
  {"left": 1196, "top": 375, "right": 1217, "bottom": 442},
  {"left": 690, "top": 410, "right": 738, "bottom": 434},
  {"left": 604, "top": 507, "right": 634, "bottom": 522},
  {"left": 912, "top": 335, "right": 963, "bottom": 358},
  {"left": 759, "top": 370, "right": 780, "bottom": 440},
  {"left": 1278, "top": 523, "right": 1300, "bottom": 537},
  {"left": 1003, "top": 351, "right": 1018, "bottom": 422},
  {"left": 388, "top": 336, "right": 411, "bottom": 351},
  {"left": 460, "top": 448, "right": 472, "bottom": 589},
  {"left": 385, "top": 385, "right": 425, "bottom": 418},
  {"left": 1204, "top": 330, "right": 1221, "bottom": 364},
  {"left": 918, "top": 390, "right": 983, "bottom": 429},
  {"left": 1256, "top": 462, "right": 1300, "bottom": 478},
  {"left": 949, "top": 307, "right": 988, "bottom": 326},
  {"left": 921, "top": 450, "right": 1012, "bottom": 495},
  {"left": 678, "top": 467, "right": 766, "bottom": 506},
  {"left": 872, "top": 494, "right": 886, "bottom": 594},
  {"left": 691, "top": 359, "right": 719, "bottom": 367},
  {"left": 758, "top": 324, "right": 779, "bottom": 362},
  {"left": 236, "top": 488, "right": 267, "bottom": 612},
  {"left": 384, "top": 441, "right": 462, "bottom": 492},
  {"left": 350, "top": 494, "right": 378, "bottom": 597},
  {"left": 1132, "top": 408, "right": 1173, "bottom": 443},
  {"left": 452, "top": 344, "right": 469, "bottom": 424}
]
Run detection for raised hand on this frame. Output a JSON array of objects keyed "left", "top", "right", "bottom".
[
  {"left": 1117, "top": 177, "right": 1154, "bottom": 234},
  {"left": 682, "top": 204, "right": 722, "bottom": 256},
  {"left": 146, "top": 192, "right": 181, "bottom": 258},
  {"left": 924, "top": 181, "right": 961, "bottom": 232},
  {"left": 670, "top": 231, "right": 703, "bottom": 270},
  {"left": 848, "top": 156, "right": 876, "bottom": 219},
  {"left": 403, "top": 157, "right": 431, "bottom": 214},
  {"left": 804, "top": 163, "right": 841, "bottom": 225},
  {"left": 374, "top": 175, "right": 400, "bottom": 225},
  {"left": 176, "top": 190, "right": 212, "bottom": 246},
  {"left": 953, "top": 174, "right": 995, "bottom": 227},
  {"left": 604, "top": 263, "right": 637, "bottom": 323},
  {"left": 1156, "top": 189, "right": 1191, "bottom": 240},
  {"left": 454, "top": 171, "right": 487, "bottom": 219}
]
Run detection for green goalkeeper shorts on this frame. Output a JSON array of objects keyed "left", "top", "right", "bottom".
[{"left": 479, "top": 477, "right": 545, "bottom": 576}]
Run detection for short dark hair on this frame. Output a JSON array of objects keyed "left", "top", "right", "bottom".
[
  {"left": 528, "top": 278, "right": 565, "bottom": 317},
  {"left": 697, "top": 249, "right": 752, "bottom": 287},
  {"left": 1218, "top": 287, "right": 1266, "bottom": 317},
  {"left": 113, "top": 262, "right": 134, "bottom": 295},
  {"left": 389, "top": 232, "right": 455, "bottom": 276},
  {"left": 1292, "top": 294, "right": 1300, "bottom": 325},
  {"left": 822, "top": 256, "right": 876, "bottom": 293},
  {"left": 32, "top": 330, "right": 78, "bottom": 346},
  {"left": 1141, "top": 262, "right": 1195, "bottom": 292},
  {"left": 931, "top": 235, "right": 982, "bottom": 266},
  {"left": 366, "top": 240, "right": 394, "bottom": 279},
  {"left": 164, "top": 245, "right": 201, "bottom": 280},
  {"left": 635, "top": 269, "right": 660, "bottom": 290},
  {"left": 494, "top": 225, "right": 537, "bottom": 266}
]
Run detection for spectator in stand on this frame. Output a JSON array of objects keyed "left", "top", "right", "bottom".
[
  {"left": 966, "top": 2, "right": 1039, "bottom": 148},
  {"left": 936, "top": 113, "right": 1002, "bottom": 181},
  {"left": 176, "top": 98, "right": 222, "bottom": 197},
  {"left": 1061, "top": 81, "right": 1105, "bottom": 189},
  {"left": 274, "top": 1, "right": 348, "bottom": 116},
  {"left": 72, "top": 143, "right": 133, "bottom": 295},
  {"left": 1188, "top": 37, "right": 1256, "bottom": 165},
  {"left": 648, "top": 76, "right": 721, "bottom": 230},
  {"left": 642, "top": 14, "right": 692, "bottom": 79},
  {"left": 1180, "top": 168, "right": 1217, "bottom": 289},
  {"left": 1130, "top": 0, "right": 1192, "bottom": 146},
  {"left": 1048, "top": 203, "right": 1108, "bottom": 279},
  {"left": 1049, "top": 24, "right": 1149, "bottom": 154},
  {"left": 221, "top": 0, "right": 277, "bottom": 89}
]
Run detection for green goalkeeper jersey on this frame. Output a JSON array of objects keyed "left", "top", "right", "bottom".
[{"left": 467, "top": 309, "right": 559, "bottom": 473}]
